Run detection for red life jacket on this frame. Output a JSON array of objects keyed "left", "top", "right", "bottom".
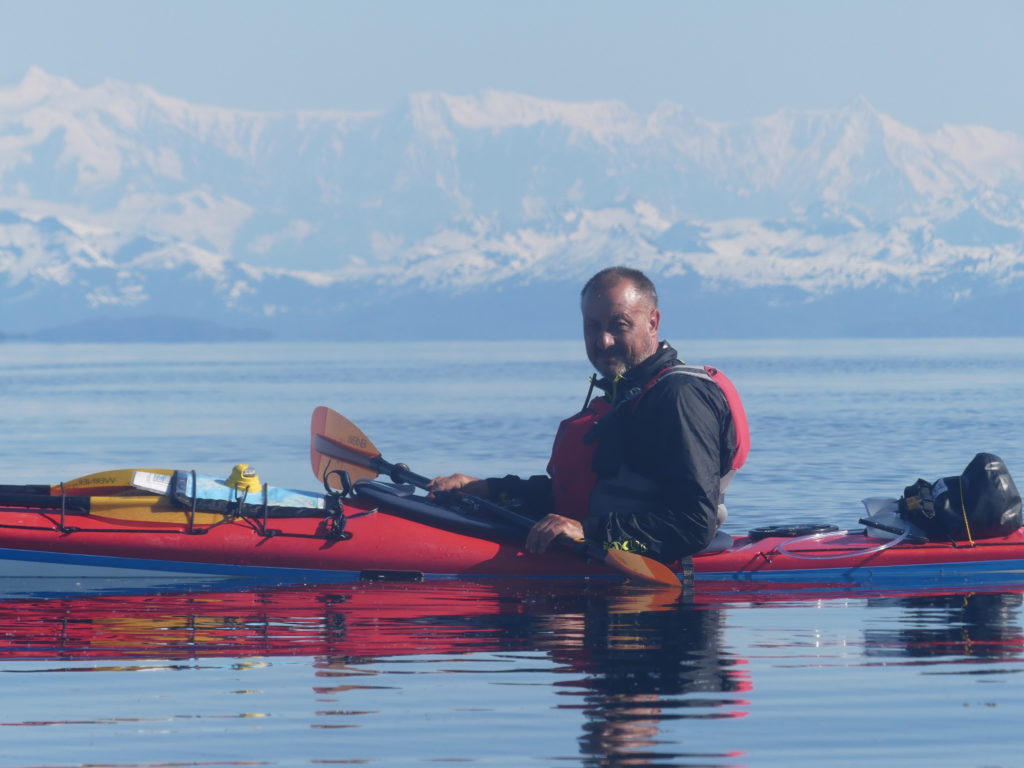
[{"left": 546, "top": 364, "right": 749, "bottom": 522}]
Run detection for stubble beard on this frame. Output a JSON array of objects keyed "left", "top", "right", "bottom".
[{"left": 594, "top": 348, "right": 646, "bottom": 379}]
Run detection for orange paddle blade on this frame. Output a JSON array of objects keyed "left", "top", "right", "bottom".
[
  {"left": 561, "top": 537, "right": 681, "bottom": 588},
  {"left": 310, "top": 406, "right": 381, "bottom": 488},
  {"left": 602, "top": 548, "right": 681, "bottom": 587}
]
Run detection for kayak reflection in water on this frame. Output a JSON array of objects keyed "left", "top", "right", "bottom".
[
  {"left": 0, "top": 578, "right": 751, "bottom": 765},
  {"left": 863, "top": 589, "right": 1024, "bottom": 662},
  {"left": 429, "top": 266, "right": 750, "bottom": 566}
]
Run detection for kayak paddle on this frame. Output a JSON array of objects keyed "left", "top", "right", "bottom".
[{"left": 310, "top": 406, "right": 681, "bottom": 587}]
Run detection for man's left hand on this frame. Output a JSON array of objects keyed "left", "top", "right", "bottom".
[{"left": 525, "top": 514, "right": 585, "bottom": 554}]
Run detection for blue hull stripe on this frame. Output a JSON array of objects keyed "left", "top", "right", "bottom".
[
  {"left": 3, "top": 548, "right": 1024, "bottom": 586},
  {"left": 0, "top": 547, "right": 366, "bottom": 582},
  {"left": 694, "top": 558, "right": 1024, "bottom": 584}
]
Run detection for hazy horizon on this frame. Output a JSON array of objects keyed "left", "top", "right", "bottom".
[{"left": 2, "top": 0, "right": 1022, "bottom": 133}]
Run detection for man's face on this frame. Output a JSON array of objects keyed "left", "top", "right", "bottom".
[{"left": 582, "top": 279, "right": 661, "bottom": 378}]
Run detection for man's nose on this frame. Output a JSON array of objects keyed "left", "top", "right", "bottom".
[{"left": 598, "top": 331, "right": 615, "bottom": 349}]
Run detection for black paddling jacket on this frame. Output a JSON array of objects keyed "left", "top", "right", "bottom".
[{"left": 488, "top": 343, "right": 746, "bottom": 564}]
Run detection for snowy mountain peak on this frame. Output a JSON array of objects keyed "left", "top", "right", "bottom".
[
  {"left": 440, "top": 90, "right": 643, "bottom": 143},
  {"left": 0, "top": 66, "right": 79, "bottom": 109},
  {"left": 3, "top": 69, "right": 1024, "bottom": 341}
]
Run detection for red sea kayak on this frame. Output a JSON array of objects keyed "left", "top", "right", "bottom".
[{"left": 1, "top": 469, "right": 1024, "bottom": 587}]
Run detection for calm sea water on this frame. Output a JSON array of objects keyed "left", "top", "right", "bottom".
[{"left": 1, "top": 338, "right": 1024, "bottom": 767}]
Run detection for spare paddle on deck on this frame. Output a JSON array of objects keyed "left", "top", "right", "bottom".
[
  {"left": 0, "top": 468, "right": 175, "bottom": 498},
  {"left": 310, "top": 405, "right": 680, "bottom": 587}
]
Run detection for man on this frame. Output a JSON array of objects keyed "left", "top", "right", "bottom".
[{"left": 429, "top": 266, "right": 749, "bottom": 564}]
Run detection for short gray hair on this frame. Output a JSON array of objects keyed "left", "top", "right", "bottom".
[{"left": 580, "top": 266, "right": 658, "bottom": 308}]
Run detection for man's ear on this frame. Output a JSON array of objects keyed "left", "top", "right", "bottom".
[{"left": 649, "top": 307, "right": 661, "bottom": 334}]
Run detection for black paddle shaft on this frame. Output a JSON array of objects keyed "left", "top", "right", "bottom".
[
  {"left": 373, "top": 457, "right": 541, "bottom": 531},
  {"left": 374, "top": 458, "right": 432, "bottom": 489},
  {"left": 0, "top": 492, "right": 90, "bottom": 512}
]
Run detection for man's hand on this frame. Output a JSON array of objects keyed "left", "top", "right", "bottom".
[
  {"left": 427, "top": 474, "right": 489, "bottom": 497},
  {"left": 525, "top": 514, "right": 585, "bottom": 554}
]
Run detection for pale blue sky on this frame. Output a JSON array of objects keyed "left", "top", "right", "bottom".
[{"left": 1, "top": 0, "right": 1021, "bottom": 132}]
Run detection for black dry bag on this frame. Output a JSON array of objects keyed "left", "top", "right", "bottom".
[{"left": 899, "top": 452, "right": 1022, "bottom": 542}]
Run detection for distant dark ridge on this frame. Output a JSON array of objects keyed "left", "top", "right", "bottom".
[{"left": 31, "top": 314, "right": 275, "bottom": 343}]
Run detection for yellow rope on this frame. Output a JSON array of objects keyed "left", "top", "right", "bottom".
[{"left": 958, "top": 478, "right": 976, "bottom": 547}]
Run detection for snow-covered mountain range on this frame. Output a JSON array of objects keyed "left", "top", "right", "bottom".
[{"left": 2, "top": 67, "right": 1022, "bottom": 340}]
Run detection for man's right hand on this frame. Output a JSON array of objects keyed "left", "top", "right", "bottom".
[
  {"left": 525, "top": 513, "right": 585, "bottom": 554},
  {"left": 427, "top": 474, "right": 489, "bottom": 497}
]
